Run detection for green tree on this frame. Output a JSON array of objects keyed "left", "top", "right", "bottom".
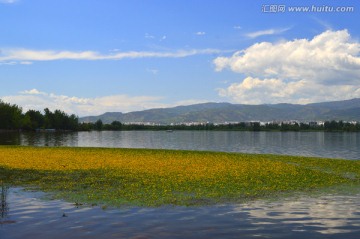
[
  {"left": 94, "top": 119, "right": 103, "bottom": 130},
  {"left": 110, "top": 120, "right": 122, "bottom": 130},
  {"left": 251, "top": 122, "right": 261, "bottom": 131},
  {"left": 43, "top": 108, "right": 78, "bottom": 130},
  {"left": 24, "top": 110, "right": 44, "bottom": 130},
  {"left": 0, "top": 100, "right": 23, "bottom": 129},
  {"left": 44, "top": 108, "right": 54, "bottom": 129}
]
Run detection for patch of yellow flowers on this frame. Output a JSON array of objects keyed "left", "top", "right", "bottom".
[{"left": 0, "top": 146, "right": 359, "bottom": 206}]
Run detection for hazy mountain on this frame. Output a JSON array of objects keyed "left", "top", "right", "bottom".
[{"left": 80, "top": 98, "right": 360, "bottom": 124}]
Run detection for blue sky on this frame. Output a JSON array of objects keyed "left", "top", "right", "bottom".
[{"left": 1, "top": 0, "right": 359, "bottom": 116}]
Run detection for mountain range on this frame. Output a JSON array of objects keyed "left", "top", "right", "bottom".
[{"left": 80, "top": 98, "right": 360, "bottom": 124}]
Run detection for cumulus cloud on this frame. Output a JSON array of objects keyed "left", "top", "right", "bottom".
[
  {"left": 218, "top": 77, "right": 359, "bottom": 104},
  {"left": 1, "top": 89, "right": 167, "bottom": 116},
  {"left": 215, "top": 29, "right": 360, "bottom": 104},
  {"left": 0, "top": 48, "right": 223, "bottom": 63}
]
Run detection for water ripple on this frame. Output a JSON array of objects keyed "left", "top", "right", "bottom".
[{"left": 1, "top": 188, "right": 360, "bottom": 239}]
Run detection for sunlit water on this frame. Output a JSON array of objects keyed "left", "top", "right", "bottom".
[
  {"left": 1, "top": 187, "right": 360, "bottom": 239},
  {"left": 1, "top": 131, "right": 359, "bottom": 159},
  {"left": 1, "top": 131, "right": 360, "bottom": 238}
]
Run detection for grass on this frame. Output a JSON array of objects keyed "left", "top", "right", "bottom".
[{"left": 0, "top": 146, "right": 359, "bottom": 207}]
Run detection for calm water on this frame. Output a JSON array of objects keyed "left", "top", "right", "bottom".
[
  {"left": 0, "top": 131, "right": 359, "bottom": 159},
  {"left": 1, "top": 132, "right": 360, "bottom": 238},
  {"left": 1, "top": 187, "right": 360, "bottom": 239}
]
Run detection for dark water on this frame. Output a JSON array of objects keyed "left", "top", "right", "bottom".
[
  {"left": 0, "top": 131, "right": 359, "bottom": 159},
  {"left": 1, "top": 187, "right": 360, "bottom": 239}
]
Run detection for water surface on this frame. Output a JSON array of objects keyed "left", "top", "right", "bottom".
[
  {"left": 1, "top": 131, "right": 359, "bottom": 159},
  {"left": 1, "top": 131, "right": 360, "bottom": 238},
  {"left": 1, "top": 187, "right": 360, "bottom": 239}
]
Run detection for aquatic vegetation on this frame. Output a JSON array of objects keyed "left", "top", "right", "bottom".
[{"left": 0, "top": 146, "right": 359, "bottom": 206}]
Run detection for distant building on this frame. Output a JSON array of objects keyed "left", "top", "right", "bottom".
[{"left": 308, "top": 122, "right": 318, "bottom": 127}]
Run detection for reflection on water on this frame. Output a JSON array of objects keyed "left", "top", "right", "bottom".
[
  {"left": 20, "top": 132, "right": 79, "bottom": 147},
  {"left": 238, "top": 194, "right": 360, "bottom": 235},
  {"left": 1, "top": 131, "right": 359, "bottom": 159},
  {"left": 0, "top": 132, "right": 79, "bottom": 147},
  {"left": 1, "top": 188, "right": 360, "bottom": 239},
  {"left": 0, "top": 132, "right": 21, "bottom": 145},
  {"left": 0, "top": 185, "right": 9, "bottom": 220}
]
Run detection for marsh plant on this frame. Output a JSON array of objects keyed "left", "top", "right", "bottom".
[{"left": 0, "top": 146, "right": 359, "bottom": 207}]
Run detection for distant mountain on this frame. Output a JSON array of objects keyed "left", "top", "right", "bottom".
[{"left": 80, "top": 98, "right": 360, "bottom": 124}]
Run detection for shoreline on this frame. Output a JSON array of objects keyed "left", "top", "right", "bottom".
[{"left": 1, "top": 128, "right": 360, "bottom": 133}]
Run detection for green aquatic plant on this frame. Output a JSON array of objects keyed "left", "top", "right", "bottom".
[{"left": 0, "top": 146, "right": 359, "bottom": 207}]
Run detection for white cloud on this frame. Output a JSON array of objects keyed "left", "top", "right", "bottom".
[
  {"left": 0, "top": 48, "right": 223, "bottom": 63},
  {"left": 20, "top": 89, "right": 47, "bottom": 95},
  {"left": 233, "top": 26, "right": 242, "bottom": 30},
  {"left": 146, "top": 68, "right": 159, "bottom": 74},
  {"left": 145, "top": 34, "right": 167, "bottom": 41},
  {"left": 0, "top": 61, "right": 17, "bottom": 65},
  {"left": 245, "top": 28, "right": 290, "bottom": 39},
  {"left": 1, "top": 90, "right": 167, "bottom": 116},
  {"left": 0, "top": 0, "right": 18, "bottom": 3},
  {"left": 313, "top": 17, "right": 332, "bottom": 30},
  {"left": 20, "top": 61, "right": 32, "bottom": 65},
  {"left": 0, "top": 61, "right": 32, "bottom": 66},
  {"left": 218, "top": 77, "right": 360, "bottom": 104},
  {"left": 1, "top": 89, "right": 213, "bottom": 116},
  {"left": 174, "top": 99, "right": 210, "bottom": 106},
  {"left": 215, "top": 29, "right": 360, "bottom": 104},
  {"left": 195, "top": 31, "right": 206, "bottom": 36},
  {"left": 145, "top": 33, "right": 155, "bottom": 39}
]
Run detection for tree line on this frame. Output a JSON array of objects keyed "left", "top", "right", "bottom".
[
  {"left": 0, "top": 100, "right": 78, "bottom": 131},
  {"left": 1, "top": 100, "right": 359, "bottom": 132},
  {"left": 78, "top": 120, "right": 360, "bottom": 132}
]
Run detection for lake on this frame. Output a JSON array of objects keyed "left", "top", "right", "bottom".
[
  {"left": 1, "top": 186, "right": 360, "bottom": 239},
  {"left": 0, "top": 131, "right": 359, "bottom": 159},
  {"left": 1, "top": 131, "right": 360, "bottom": 238}
]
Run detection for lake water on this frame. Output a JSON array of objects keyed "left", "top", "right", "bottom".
[
  {"left": 1, "top": 187, "right": 360, "bottom": 239},
  {"left": 0, "top": 131, "right": 359, "bottom": 159},
  {"left": 2, "top": 131, "right": 360, "bottom": 238}
]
